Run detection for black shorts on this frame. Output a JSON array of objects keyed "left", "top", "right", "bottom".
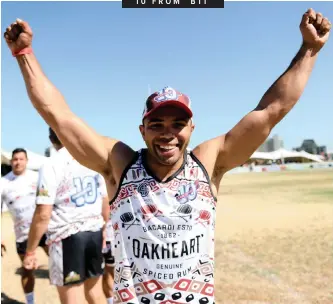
[
  {"left": 57, "top": 230, "right": 104, "bottom": 286},
  {"left": 16, "top": 234, "right": 48, "bottom": 255},
  {"left": 102, "top": 241, "right": 115, "bottom": 267}
]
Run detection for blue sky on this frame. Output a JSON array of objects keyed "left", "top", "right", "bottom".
[{"left": 2, "top": 1, "right": 333, "bottom": 155}]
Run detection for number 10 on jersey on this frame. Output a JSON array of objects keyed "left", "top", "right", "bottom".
[{"left": 71, "top": 176, "right": 98, "bottom": 207}]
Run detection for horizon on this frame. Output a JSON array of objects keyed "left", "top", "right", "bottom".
[{"left": 3, "top": 133, "right": 330, "bottom": 157}]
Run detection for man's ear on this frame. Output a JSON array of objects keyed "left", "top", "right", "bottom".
[{"left": 139, "top": 124, "right": 145, "bottom": 138}]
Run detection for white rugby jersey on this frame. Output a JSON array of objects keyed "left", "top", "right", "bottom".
[
  {"left": 36, "top": 147, "right": 106, "bottom": 244},
  {"left": 110, "top": 149, "right": 216, "bottom": 304},
  {"left": 1, "top": 170, "right": 39, "bottom": 242}
]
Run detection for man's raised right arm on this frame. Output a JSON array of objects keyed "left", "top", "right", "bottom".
[
  {"left": 17, "top": 51, "right": 117, "bottom": 173},
  {"left": 5, "top": 19, "right": 133, "bottom": 175}
]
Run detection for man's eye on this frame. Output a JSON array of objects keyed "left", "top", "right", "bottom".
[
  {"left": 149, "top": 124, "right": 162, "bottom": 129},
  {"left": 174, "top": 123, "right": 186, "bottom": 128}
]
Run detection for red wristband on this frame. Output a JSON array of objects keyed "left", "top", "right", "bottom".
[
  {"left": 12, "top": 47, "right": 33, "bottom": 57},
  {"left": 25, "top": 250, "right": 35, "bottom": 256}
]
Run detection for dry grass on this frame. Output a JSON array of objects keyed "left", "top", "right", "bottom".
[
  {"left": 215, "top": 170, "right": 333, "bottom": 304},
  {"left": 1, "top": 169, "right": 333, "bottom": 303}
]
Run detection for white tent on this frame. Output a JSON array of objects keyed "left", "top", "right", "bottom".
[
  {"left": 298, "top": 150, "right": 324, "bottom": 162},
  {"left": 1, "top": 149, "right": 49, "bottom": 171},
  {"left": 251, "top": 151, "right": 274, "bottom": 160},
  {"left": 269, "top": 148, "right": 300, "bottom": 159},
  {"left": 250, "top": 148, "right": 323, "bottom": 163}
]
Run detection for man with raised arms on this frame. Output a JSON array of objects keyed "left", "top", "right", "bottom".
[{"left": 4, "top": 9, "right": 331, "bottom": 303}]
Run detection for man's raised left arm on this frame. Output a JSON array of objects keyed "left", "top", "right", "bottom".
[{"left": 194, "top": 8, "right": 331, "bottom": 183}]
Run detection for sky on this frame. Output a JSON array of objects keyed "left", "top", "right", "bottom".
[{"left": 1, "top": 1, "right": 333, "bottom": 156}]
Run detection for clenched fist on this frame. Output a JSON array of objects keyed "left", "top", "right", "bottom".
[
  {"left": 23, "top": 252, "right": 38, "bottom": 270},
  {"left": 300, "top": 8, "right": 331, "bottom": 51},
  {"left": 3, "top": 18, "right": 33, "bottom": 54}
]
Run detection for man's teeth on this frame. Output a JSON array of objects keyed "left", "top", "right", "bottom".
[{"left": 159, "top": 146, "right": 175, "bottom": 150}]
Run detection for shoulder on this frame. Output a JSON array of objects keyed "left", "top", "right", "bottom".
[
  {"left": 106, "top": 141, "right": 138, "bottom": 185},
  {"left": 45, "top": 149, "right": 71, "bottom": 172},
  {"left": 192, "top": 137, "right": 224, "bottom": 176},
  {"left": 38, "top": 159, "right": 58, "bottom": 180},
  {"left": 192, "top": 136, "right": 228, "bottom": 190}
]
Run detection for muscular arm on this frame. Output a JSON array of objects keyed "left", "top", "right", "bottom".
[
  {"left": 219, "top": 44, "right": 317, "bottom": 168},
  {"left": 26, "top": 205, "right": 52, "bottom": 253},
  {"left": 195, "top": 43, "right": 320, "bottom": 185},
  {"left": 26, "top": 163, "right": 55, "bottom": 253},
  {"left": 194, "top": 9, "right": 330, "bottom": 185},
  {"left": 16, "top": 53, "right": 120, "bottom": 174}
]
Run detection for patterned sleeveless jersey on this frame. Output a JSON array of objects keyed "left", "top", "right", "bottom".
[{"left": 110, "top": 149, "right": 217, "bottom": 304}]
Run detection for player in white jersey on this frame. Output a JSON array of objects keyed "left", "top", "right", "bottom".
[
  {"left": 22, "top": 129, "right": 108, "bottom": 304},
  {"left": 5, "top": 10, "right": 331, "bottom": 303},
  {"left": 1, "top": 148, "right": 48, "bottom": 304}
]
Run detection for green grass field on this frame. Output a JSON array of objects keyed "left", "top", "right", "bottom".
[{"left": 1, "top": 169, "right": 333, "bottom": 303}]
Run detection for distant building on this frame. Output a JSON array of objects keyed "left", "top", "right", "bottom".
[
  {"left": 293, "top": 139, "right": 326, "bottom": 155},
  {"left": 317, "top": 146, "right": 327, "bottom": 154},
  {"left": 258, "top": 135, "right": 284, "bottom": 152},
  {"left": 327, "top": 152, "right": 333, "bottom": 161}
]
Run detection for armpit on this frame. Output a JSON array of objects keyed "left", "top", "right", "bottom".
[
  {"left": 211, "top": 165, "right": 225, "bottom": 193},
  {"left": 212, "top": 165, "right": 225, "bottom": 180}
]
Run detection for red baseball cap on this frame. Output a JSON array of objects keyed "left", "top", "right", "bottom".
[{"left": 142, "top": 86, "right": 193, "bottom": 120}]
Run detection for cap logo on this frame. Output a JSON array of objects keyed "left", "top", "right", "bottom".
[{"left": 154, "top": 86, "right": 181, "bottom": 103}]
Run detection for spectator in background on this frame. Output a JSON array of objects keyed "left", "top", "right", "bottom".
[{"left": 1, "top": 148, "right": 48, "bottom": 304}]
